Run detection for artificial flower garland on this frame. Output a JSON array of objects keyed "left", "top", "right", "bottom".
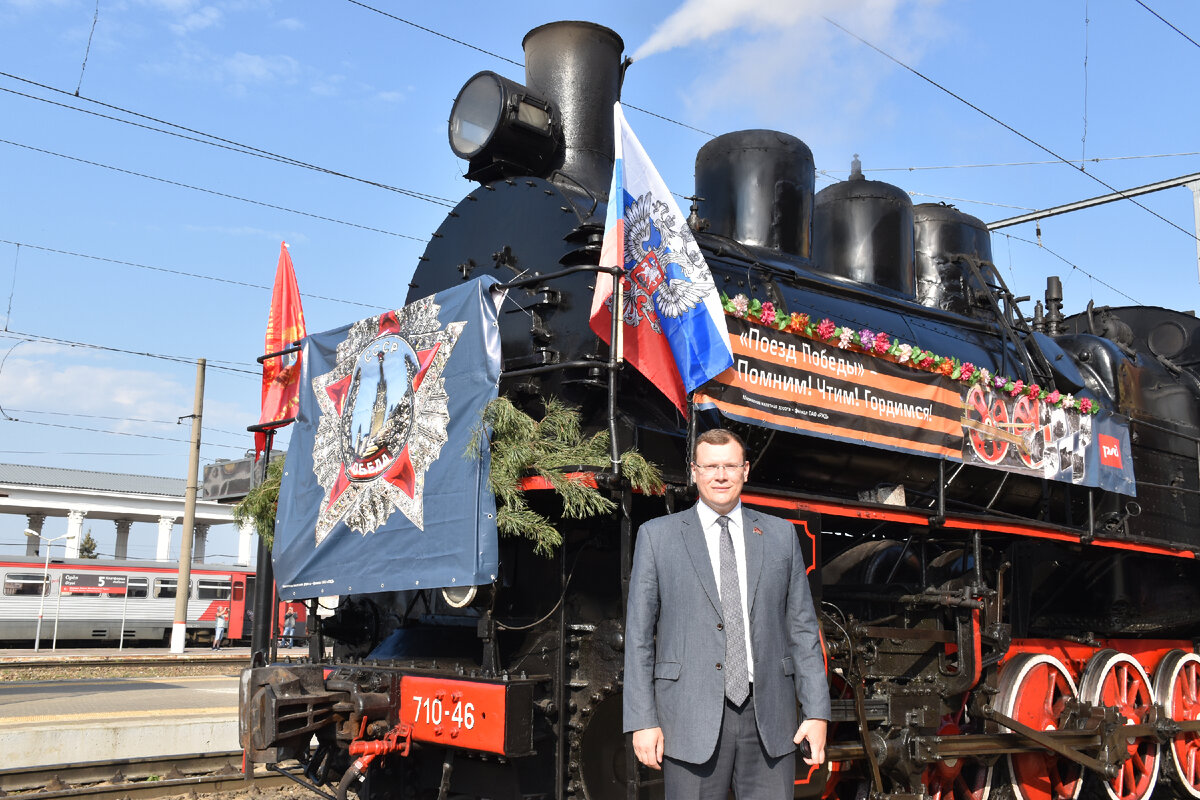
[{"left": 721, "top": 292, "right": 1098, "bottom": 415}]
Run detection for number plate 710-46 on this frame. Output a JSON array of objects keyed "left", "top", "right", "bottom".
[{"left": 398, "top": 675, "right": 512, "bottom": 754}]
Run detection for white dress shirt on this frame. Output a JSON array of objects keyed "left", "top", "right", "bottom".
[{"left": 696, "top": 500, "right": 755, "bottom": 683}]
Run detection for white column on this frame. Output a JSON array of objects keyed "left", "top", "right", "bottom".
[
  {"left": 156, "top": 516, "right": 176, "bottom": 562},
  {"left": 237, "top": 519, "right": 256, "bottom": 567},
  {"left": 192, "top": 523, "right": 209, "bottom": 563},
  {"left": 114, "top": 519, "right": 132, "bottom": 560},
  {"left": 25, "top": 513, "right": 45, "bottom": 556},
  {"left": 64, "top": 510, "right": 86, "bottom": 558}
]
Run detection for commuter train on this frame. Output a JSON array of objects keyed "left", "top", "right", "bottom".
[
  {"left": 0, "top": 556, "right": 291, "bottom": 645},
  {"left": 240, "top": 20, "right": 1200, "bottom": 800}
]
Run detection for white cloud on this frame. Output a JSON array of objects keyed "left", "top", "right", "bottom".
[
  {"left": 633, "top": 0, "right": 948, "bottom": 151},
  {"left": 0, "top": 356, "right": 189, "bottom": 417},
  {"left": 276, "top": 16, "right": 302, "bottom": 31},
  {"left": 221, "top": 51, "right": 300, "bottom": 87},
  {"left": 168, "top": 4, "right": 222, "bottom": 34},
  {"left": 374, "top": 90, "right": 405, "bottom": 104},
  {"left": 138, "top": 0, "right": 205, "bottom": 13},
  {"left": 310, "top": 73, "right": 346, "bottom": 98}
]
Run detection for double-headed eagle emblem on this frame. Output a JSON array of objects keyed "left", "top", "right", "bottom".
[{"left": 615, "top": 191, "right": 716, "bottom": 331}]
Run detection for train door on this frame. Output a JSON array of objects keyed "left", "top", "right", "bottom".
[
  {"left": 241, "top": 575, "right": 256, "bottom": 642},
  {"left": 229, "top": 574, "right": 248, "bottom": 639}
]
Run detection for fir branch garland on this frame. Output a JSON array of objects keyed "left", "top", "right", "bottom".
[
  {"left": 471, "top": 397, "right": 663, "bottom": 556},
  {"left": 233, "top": 457, "right": 283, "bottom": 550}
]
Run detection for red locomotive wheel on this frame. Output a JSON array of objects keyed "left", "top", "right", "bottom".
[
  {"left": 965, "top": 384, "right": 1010, "bottom": 465},
  {"left": 998, "top": 653, "right": 1084, "bottom": 800},
  {"left": 1152, "top": 650, "right": 1200, "bottom": 799},
  {"left": 1079, "top": 650, "right": 1159, "bottom": 800}
]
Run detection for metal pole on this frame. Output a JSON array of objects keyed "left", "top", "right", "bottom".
[
  {"left": 250, "top": 430, "right": 276, "bottom": 665},
  {"left": 52, "top": 579, "right": 62, "bottom": 650},
  {"left": 170, "top": 358, "right": 205, "bottom": 653},
  {"left": 1189, "top": 181, "right": 1200, "bottom": 283},
  {"left": 608, "top": 266, "right": 623, "bottom": 475},
  {"left": 120, "top": 586, "right": 129, "bottom": 652},
  {"left": 988, "top": 170, "right": 1200, "bottom": 230},
  {"left": 34, "top": 545, "right": 49, "bottom": 652}
]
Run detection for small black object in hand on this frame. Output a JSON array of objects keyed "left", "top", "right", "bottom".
[{"left": 799, "top": 739, "right": 813, "bottom": 761}]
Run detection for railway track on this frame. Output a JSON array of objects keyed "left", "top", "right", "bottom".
[{"left": 0, "top": 751, "right": 294, "bottom": 799}]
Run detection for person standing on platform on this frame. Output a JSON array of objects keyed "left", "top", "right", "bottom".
[
  {"left": 282, "top": 605, "right": 297, "bottom": 648},
  {"left": 623, "top": 428, "right": 830, "bottom": 799},
  {"left": 213, "top": 606, "right": 229, "bottom": 650}
]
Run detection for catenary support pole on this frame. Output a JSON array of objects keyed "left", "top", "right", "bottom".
[
  {"left": 170, "top": 358, "right": 205, "bottom": 653},
  {"left": 250, "top": 429, "right": 277, "bottom": 665}
]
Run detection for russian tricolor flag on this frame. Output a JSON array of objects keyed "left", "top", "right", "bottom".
[{"left": 588, "top": 103, "right": 733, "bottom": 415}]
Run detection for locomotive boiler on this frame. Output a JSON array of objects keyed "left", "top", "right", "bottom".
[{"left": 240, "top": 20, "right": 1200, "bottom": 800}]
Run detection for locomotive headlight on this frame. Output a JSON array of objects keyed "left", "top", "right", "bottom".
[
  {"left": 448, "top": 71, "right": 558, "bottom": 181},
  {"left": 441, "top": 584, "right": 479, "bottom": 609}
]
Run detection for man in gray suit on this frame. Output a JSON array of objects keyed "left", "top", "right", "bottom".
[{"left": 624, "top": 428, "right": 830, "bottom": 799}]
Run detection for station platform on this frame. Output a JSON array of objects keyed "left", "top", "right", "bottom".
[{"left": 0, "top": 645, "right": 316, "bottom": 768}]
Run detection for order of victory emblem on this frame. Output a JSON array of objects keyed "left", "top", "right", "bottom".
[{"left": 309, "top": 298, "right": 465, "bottom": 544}]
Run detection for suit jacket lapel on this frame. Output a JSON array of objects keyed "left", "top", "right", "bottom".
[
  {"left": 744, "top": 508, "right": 764, "bottom": 616},
  {"left": 681, "top": 508, "right": 722, "bottom": 616}
]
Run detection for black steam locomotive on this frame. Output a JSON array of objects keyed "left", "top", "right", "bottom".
[{"left": 240, "top": 20, "right": 1200, "bottom": 800}]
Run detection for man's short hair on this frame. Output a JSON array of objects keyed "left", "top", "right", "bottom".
[{"left": 692, "top": 428, "right": 747, "bottom": 462}]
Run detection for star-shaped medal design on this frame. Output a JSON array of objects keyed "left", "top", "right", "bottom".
[{"left": 309, "top": 299, "right": 465, "bottom": 544}]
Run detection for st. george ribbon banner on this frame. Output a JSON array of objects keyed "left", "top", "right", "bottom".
[
  {"left": 273, "top": 277, "right": 504, "bottom": 600},
  {"left": 694, "top": 317, "right": 1136, "bottom": 495}
]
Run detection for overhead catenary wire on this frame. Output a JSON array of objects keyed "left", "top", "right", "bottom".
[
  {"left": 823, "top": 15, "right": 1200, "bottom": 245},
  {"left": 0, "top": 239, "right": 391, "bottom": 311},
  {"left": 1081, "top": 1, "right": 1091, "bottom": 167},
  {"left": 0, "top": 75, "right": 456, "bottom": 207},
  {"left": 0, "top": 138, "right": 428, "bottom": 242},
  {"left": 0, "top": 329, "right": 259, "bottom": 375},
  {"left": 2, "top": 418, "right": 248, "bottom": 451},
  {"left": 993, "top": 230, "right": 1142, "bottom": 305},
  {"left": 867, "top": 151, "right": 1200, "bottom": 173},
  {"left": 344, "top": 0, "right": 716, "bottom": 138},
  {"left": 1133, "top": 0, "right": 1200, "bottom": 51},
  {"left": 6, "top": 409, "right": 254, "bottom": 444}
]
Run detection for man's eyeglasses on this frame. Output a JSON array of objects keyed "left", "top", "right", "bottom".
[{"left": 692, "top": 463, "right": 746, "bottom": 476}]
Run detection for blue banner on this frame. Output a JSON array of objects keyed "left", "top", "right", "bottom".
[{"left": 273, "top": 278, "right": 503, "bottom": 600}]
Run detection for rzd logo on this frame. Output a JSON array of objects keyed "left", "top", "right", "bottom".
[{"left": 1099, "top": 434, "right": 1123, "bottom": 469}]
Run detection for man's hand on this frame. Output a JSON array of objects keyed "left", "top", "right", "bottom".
[
  {"left": 794, "top": 718, "right": 828, "bottom": 765},
  {"left": 632, "top": 727, "right": 664, "bottom": 770}
]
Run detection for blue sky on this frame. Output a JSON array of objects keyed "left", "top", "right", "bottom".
[{"left": 1, "top": 0, "right": 1198, "bottom": 562}]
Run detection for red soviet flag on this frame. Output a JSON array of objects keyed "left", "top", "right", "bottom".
[{"left": 255, "top": 242, "right": 307, "bottom": 459}]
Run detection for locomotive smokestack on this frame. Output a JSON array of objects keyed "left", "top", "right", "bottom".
[{"left": 523, "top": 21, "right": 625, "bottom": 199}]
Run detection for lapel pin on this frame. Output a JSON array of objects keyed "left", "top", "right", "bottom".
[{"left": 753, "top": 527, "right": 763, "bottom": 536}]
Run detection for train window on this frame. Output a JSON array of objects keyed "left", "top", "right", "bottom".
[
  {"left": 197, "top": 579, "right": 231, "bottom": 600},
  {"left": 126, "top": 578, "right": 148, "bottom": 599},
  {"left": 3, "top": 573, "right": 49, "bottom": 597},
  {"left": 154, "top": 578, "right": 195, "bottom": 598}
]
